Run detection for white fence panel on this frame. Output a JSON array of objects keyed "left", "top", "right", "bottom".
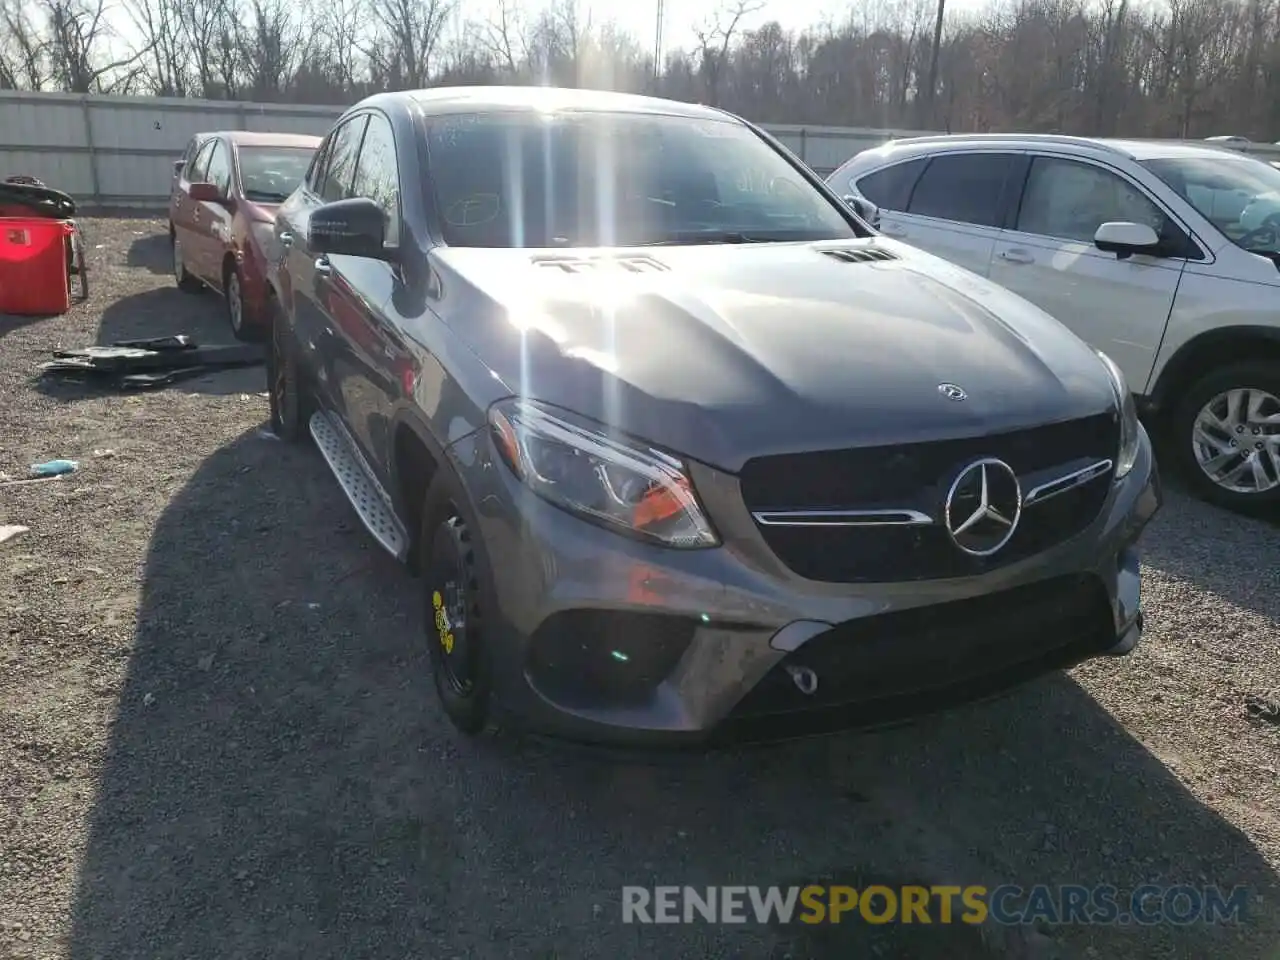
[{"left": 4, "top": 90, "right": 1280, "bottom": 207}]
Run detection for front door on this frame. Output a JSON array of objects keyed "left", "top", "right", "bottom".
[
  {"left": 195, "top": 139, "right": 235, "bottom": 286},
  {"left": 293, "top": 114, "right": 368, "bottom": 411},
  {"left": 988, "top": 154, "right": 1188, "bottom": 389},
  {"left": 172, "top": 138, "right": 214, "bottom": 274},
  {"left": 328, "top": 111, "right": 404, "bottom": 471}
]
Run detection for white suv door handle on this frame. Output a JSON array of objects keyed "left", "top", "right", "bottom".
[{"left": 999, "top": 248, "right": 1034, "bottom": 265}]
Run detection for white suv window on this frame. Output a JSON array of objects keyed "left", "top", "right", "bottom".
[
  {"left": 1017, "top": 157, "right": 1167, "bottom": 243},
  {"left": 905, "top": 153, "right": 1014, "bottom": 228},
  {"left": 853, "top": 157, "right": 927, "bottom": 212}
]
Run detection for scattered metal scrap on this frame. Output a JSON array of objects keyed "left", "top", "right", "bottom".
[{"left": 38, "top": 335, "right": 264, "bottom": 389}]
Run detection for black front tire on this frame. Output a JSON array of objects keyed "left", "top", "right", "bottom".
[
  {"left": 1170, "top": 361, "right": 1280, "bottom": 513},
  {"left": 266, "top": 302, "right": 312, "bottom": 442},
  {"left": 420, "top": 470, "right": 495, "bottom": 735}
]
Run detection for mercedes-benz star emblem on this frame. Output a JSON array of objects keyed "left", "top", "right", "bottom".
[
  {"left": 944, "top": 458, "right": 1023, "bottom": 557},
  {"left": 938, "top": 383, "right": 968, "bottom": 402}
]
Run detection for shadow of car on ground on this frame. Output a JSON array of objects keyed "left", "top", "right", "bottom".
[
  {"left": 67, "top": 429, "right": 1280, "bottom": 960},
  {"left": 126, "top": 232, "right": 176, "bottom": 277}
]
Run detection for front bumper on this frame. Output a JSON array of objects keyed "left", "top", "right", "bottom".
[{"left": 452, "top": 423, "right": 1162, "bottom": 747}]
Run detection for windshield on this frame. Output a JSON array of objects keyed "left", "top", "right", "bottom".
[
  {"left": 1143, "top": 156, "right": 1280, "bottom": 255},
  {"left": 237, "top": 146, "right": 315, "bottom": 202},
  {"left": 421, "top": 111, "right": 858, "bottom": 248}
]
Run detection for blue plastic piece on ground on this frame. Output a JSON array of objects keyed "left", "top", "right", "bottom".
[{"left": 30, "top": 458, "right": 78, "bottom": 477}]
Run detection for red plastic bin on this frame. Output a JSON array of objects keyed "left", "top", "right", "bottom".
[{"left": 0, "top": 217, "right": 73, "bottom": 316}]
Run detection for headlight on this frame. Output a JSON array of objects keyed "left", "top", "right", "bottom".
[
  {"left": 1095, "top": 350, "right": 1140, "bottom": 479},
  {"left": 488, "top": 398, "right": 719, "bottom": 549}
]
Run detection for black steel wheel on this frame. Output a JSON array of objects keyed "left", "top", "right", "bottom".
[{"left": 421, "top": 476, "right": 494, "bottom": 735}]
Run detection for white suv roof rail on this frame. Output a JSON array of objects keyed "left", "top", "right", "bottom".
[{"left": 885, "top": 132, "right": 1130, "bottom": 158}]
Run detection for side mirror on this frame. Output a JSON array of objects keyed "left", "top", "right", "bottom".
[
  {"left": 188, "top": 181, "right": 223, "bottom": 203},
  {"left": 843, "top": 194, "right": 880, "bottom": 229},
  {"left": 310, "top": 197, "right": 392, "bottom": 261},
  {"left": 172, "top": 160, "right": 185, "bottom": 176},
  {"left": 1094, "top": 221, "right": 1160, "bottom": 259}
]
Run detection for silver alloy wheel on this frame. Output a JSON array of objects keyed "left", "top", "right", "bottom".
[
  {"left": 1191, "top": 387, "right": 1280, "bottom": 494},
  {"left": 227, "top": 270, "right": 242, "bottom": 333}
]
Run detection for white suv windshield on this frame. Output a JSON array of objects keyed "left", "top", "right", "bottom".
[
  {"left": 422, "top": 111, "right": 858, "bottom": 248},
  {"left": 1143, "top": 156, "right": 1280, "bottom": 255}
]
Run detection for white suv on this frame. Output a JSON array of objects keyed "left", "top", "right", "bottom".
[{"left": 829, "top": 134, "right": 1280, "bottom": 511}]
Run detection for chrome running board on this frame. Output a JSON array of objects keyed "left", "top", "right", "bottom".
[{"left": 309, "top": 411, "right": 409, "bottom": 561}]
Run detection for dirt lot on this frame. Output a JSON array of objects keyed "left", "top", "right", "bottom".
[{"left": 1, "top": 217, "right": 1279, "bottom": 960}]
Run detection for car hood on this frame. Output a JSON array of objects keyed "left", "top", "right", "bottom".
[
  {"left": 239, "top": 198, "right": 282, "bottom": 222},
  {"left": 431, "top": 239, "right": 1118, "bottom": 472}
]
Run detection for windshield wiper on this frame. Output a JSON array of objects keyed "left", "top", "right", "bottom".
[
  {"left": 639, "top": 230, "right": 790, "bottom": 246},
  {"left": 244, "top": 189, "right": 289, "bottom": 202}
]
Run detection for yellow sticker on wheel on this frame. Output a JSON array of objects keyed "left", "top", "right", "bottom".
[{"left": 432, "top": 590, "right": 455, "bottom": 654}]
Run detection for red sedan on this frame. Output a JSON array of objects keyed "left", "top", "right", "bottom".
[{"left": 169, "top": 130, "right": 321, "bottom": 340}]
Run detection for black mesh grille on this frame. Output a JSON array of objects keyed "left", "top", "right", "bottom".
[
  {"left": 740, "top": 414, "right": 1119, "bottom": 583},
  {"left": 727, "top": 573, "right": 1113, "bottom": 724}
]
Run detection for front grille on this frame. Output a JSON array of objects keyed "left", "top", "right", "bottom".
[
  {"left": 725, "top": 573, "right": 1113, "bottom": 731},
  {"left": 740, "top": 414, "right": 1118, "bottom": 583}
]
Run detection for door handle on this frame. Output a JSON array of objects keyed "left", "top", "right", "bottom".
[
  {"left": 998, "top": 248, "right": 1034, "bottom": 264},
  {"left": 314, "top": 256, "right": 332, "bottom": 276},
  {"left": 279, "top": 231, "right": 293, "bottom": 248}
]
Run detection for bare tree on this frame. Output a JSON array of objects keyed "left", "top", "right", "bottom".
[
  {"left": 126, "top": 0, "right": 189, "bottom": 95},
  {"left": 240, "top": 0, "right": 302, "bottom": 100},
  {"left": 0, "top": 0, "right": 49, "bottom": 89},
  {"left": 693, "top": 0, "right": 765, "bottom": 105},
  {"left": 481, "top": 0, "right": 528, "bottom": 77},
  {"left": 365, "top": 0, "right": 454, "bottom": 88},
  {"left": 37, "top": 0, "right": 152, "bottom": 92}
]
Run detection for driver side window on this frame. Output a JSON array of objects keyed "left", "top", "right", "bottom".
[
  {"left": 187, "top": 139, "right": 215, "bottom": 182},
  {"left": 204, "top": 141, "right": 232, "bottom": 196},
  {"left": 1017, "top": 157, "right": 1166, "bottom": 243}
]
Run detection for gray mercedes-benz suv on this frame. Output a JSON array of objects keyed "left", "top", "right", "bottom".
[{"left": 265, "top": 86, "right": 1161, "bottom": 746}]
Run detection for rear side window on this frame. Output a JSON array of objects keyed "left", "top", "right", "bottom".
[
  {"left": 906, "top": 153, "right": 1014, "bottom": 227},
  {"left": 854, "top": 158, "right": 927, "bottom": 211}
]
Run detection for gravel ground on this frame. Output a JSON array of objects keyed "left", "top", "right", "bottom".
[{"left": 1, "top": 217, "right": 1279, "bottom": 960}]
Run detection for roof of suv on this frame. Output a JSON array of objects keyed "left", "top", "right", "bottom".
[
  {"left": 401, "top": 85, "right": 728, "bottom": 122},
  {"left": 878, "top": 133, "right": 1259, "bottom": 163}
]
